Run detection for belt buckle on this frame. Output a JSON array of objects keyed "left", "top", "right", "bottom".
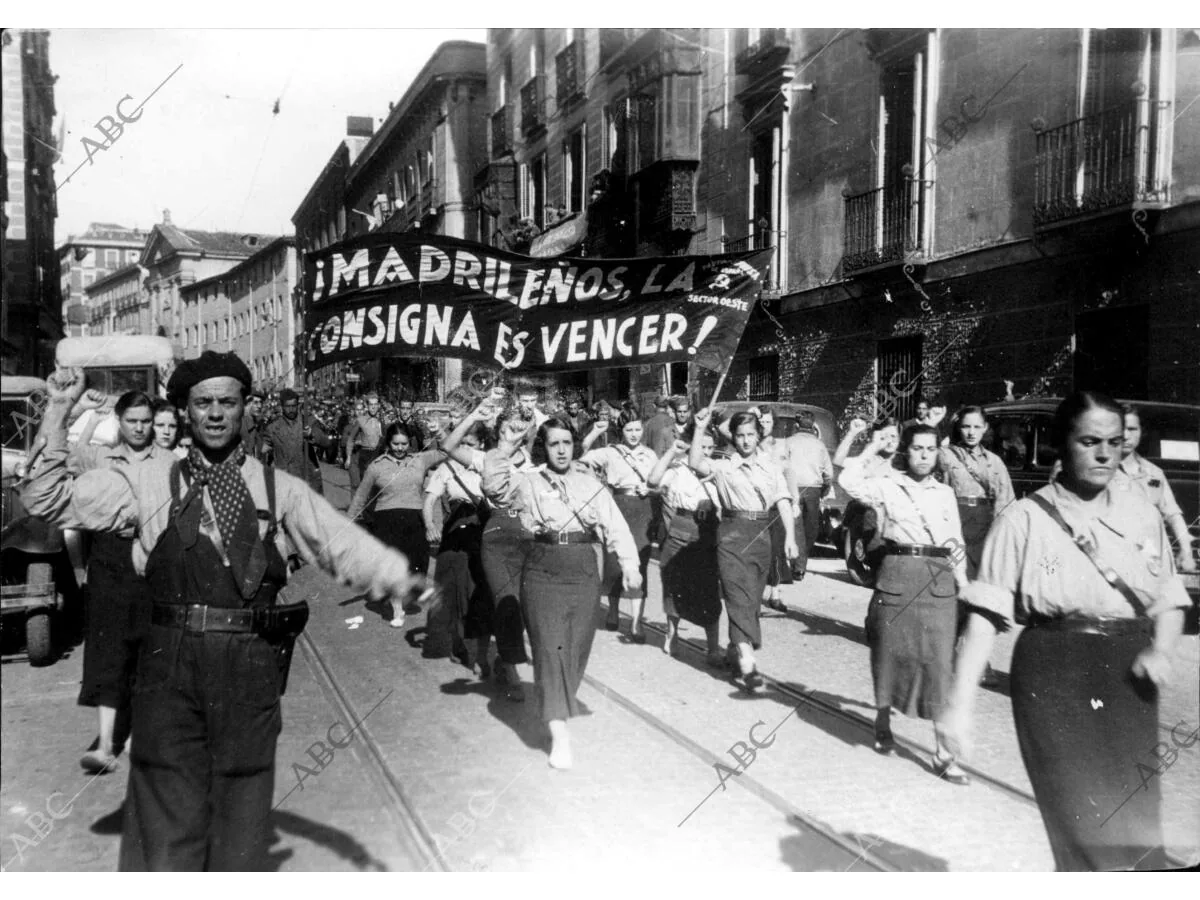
[{"left": 557, "top": 531, "right": 569, "bottom": 545}]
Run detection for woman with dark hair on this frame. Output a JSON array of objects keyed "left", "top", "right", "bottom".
[
  {"left": 442, "top": 401, "right": 535, "bottom": 701},
  {"left": 421, "top": 420, "right": 494, "bottom": 669},
  {"left": 346, "top": 420, "right": 444, "bottom": 627},
  {"left": 1115, "top": 403, "right": 1197, "bottom": 574},
  {"left": 69, "top": 389, "right": 173, "bottom": 775},
  {"left": 938, "top": 406, "right": 1015, "bottom": 575},
  {"left": 840, "top": 422, "right": 968, "bottom": 781},
  {"left": 945, "top": 392, "right": 1190, "bottom": 870},
  {"left": 580, "top": 407, "right": 658, "bottom": 640},
  {"left": 689, "top": 407, "right": 797, "bottom": 689},
  {"left": 482, "top": 413, "right": 640, "bottom": 768},
  {"left": 648, "top": 429, "right": 723, "bottom": 665},
  {"left": 753, "top": 407, "right": 794, "bottom": 612},
  {"left": 149, "top": 398, "right": 185, "bottom": 458},
  {"left": 834, "top": 415, "right": 902, "bottom": 472}
]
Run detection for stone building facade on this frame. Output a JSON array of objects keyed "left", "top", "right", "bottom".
[{"left": 57, "top": 222, "right": 145, "bottom": 337}]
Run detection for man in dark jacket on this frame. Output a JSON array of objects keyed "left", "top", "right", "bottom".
[{"left": 261, "top": 389, "right": 331, "bottom": 496}]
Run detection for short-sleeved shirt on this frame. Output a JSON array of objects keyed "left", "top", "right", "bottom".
[
  {"left": 463, "top": 446, "right": 534, "bottom": 511},
  {"left": 839, "top": 455, "right": 965, "bottom": 554},
  {"left": 1113, "top": 452, "right": 1182, "bottom": 520},
  {"left": 960, "top": 481, "right": 1192, "bottom": 629},
  {"left": 425, "top": 459, "right": 484, "bottom": 505},
  {"left": 581, "top": 444, "right": 658, "bottom": 490},
  {"left": 782, "top": 432, "right": 833, "bottom": 489},
  {"left": 346, "top": 448, "right": 443, "bottom": 518},
  {"left": 347, "top": 414, "right": 383, "bottom": 451},
  {"left": 479, "top": 455, "right": 639, "bottom": 572},
  {"left": 659, "top": 461, "right": 721, "bottom": 512},
  {"left": 937, "top": 444, "right": 1015, "bottom": 512},
  {"left": 706, "top": 450, "right": 789, "bottom": 512}
]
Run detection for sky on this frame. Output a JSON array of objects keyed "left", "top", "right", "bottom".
[{"left": 49, "top": 29, "right": 486, "bottom": 244}]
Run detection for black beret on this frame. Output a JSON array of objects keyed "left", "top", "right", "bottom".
[{"left": 168, "top": 351, "right": 253, "bottom": 406}]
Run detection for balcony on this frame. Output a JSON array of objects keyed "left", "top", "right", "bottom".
[
  {"left": 556, "top": 41, "right": 585, "bottom": 107},
  {"left": 721, "top": 230, "right": 775, "bottom": 254},
  {"left": 734, "top": 29, "right": 791, "bottom": 76},
  {"left": 419, "top": 179, "right": 439, "bottom": 215},
  {"left": 520, "top": 76, "right": 546, "bottom": 137},
  {"left": 491, "top": 106, "right": 512, "bottom": 158},
  {"left": 1033, "top": 99, "right": 1171, "bottom": 228},
  {"left": 842, "top": 179, "right": 932, "bottom": 274}
]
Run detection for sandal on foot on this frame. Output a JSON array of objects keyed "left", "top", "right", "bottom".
[{"left": 81, "top": 750, "right": 119, "bottom": 775}]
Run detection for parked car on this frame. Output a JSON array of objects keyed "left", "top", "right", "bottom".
[
  {"left": 834, "top": 398, "right": 1200, "bottom": 608},
  {"left": 708, "top": 400, "right": 847, "bottom": 546},
  {"left": 1, "top": 376, "right": 75, "bottom": 665}
]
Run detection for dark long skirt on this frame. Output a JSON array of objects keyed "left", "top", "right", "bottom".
[
  {"left": 956, "top": 502, "right": 994, "bottom": 581},
  {"left": 715, "top": 517, "right": 772, "bottom": 649},
  {"left": 604, "top": 493, "right": 654, "bottom": 601},
  {"left": 659, "top": 510, "right": 722, "bottom": 627},
  {"left": 792, "top": 486, "right": 822, "bottom": 577},
  {"left": 1011, "top": 620, "right": 1167, "bottom": 871},
  {"left": 371, "top": 508, "right": 429, "bottom": 575},
  {"left": 423, "top": 507, "right": 490, "bottom": 660},
  {"left": 766, "top": 509, "right": 794, "bottom": 588},
  {"left": 80, "top": 532, "right": 149, "bottom": 721},
  {"left": 480, "top": 513, "right": 531, "bottom": 665},
  {"left": 521, "top": 543, "right": 601, "bottom": 722},
  {"left": 864, "top": 554, "right": 957, "bottom": 719}
]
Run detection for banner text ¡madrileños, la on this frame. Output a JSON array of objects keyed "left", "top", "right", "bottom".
[{"left": 302, "top": 233, "right": 771, "bottom": 373}]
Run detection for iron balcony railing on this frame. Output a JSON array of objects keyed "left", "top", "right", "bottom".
[
  {"left": 521, "top": 76, "right": 545, "bottom": 136},
  {"left": 842, "top": 178, "right": 932, "bottom": 273},
  {"left": 1033, "top": 98, "right": 1171, "bottom": 227},
  {"left": 556, "top": 41, "right": 584, "bottom": 106},
  {"left": 721, "top": 230, "right": 775, "bottom": 254},
  {"left": 734, "top": 28, "right": 791, "bottom": 75},
  {"left": 491, "top": 106, "right": 511, "bottom": 158}
]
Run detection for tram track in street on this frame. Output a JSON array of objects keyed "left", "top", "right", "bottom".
[
  {"left": 295, "top": 631, "right": 448, "bottom": 871},
  {"left": 636, "top": 610, "right": 1191, "bottom": 870}
]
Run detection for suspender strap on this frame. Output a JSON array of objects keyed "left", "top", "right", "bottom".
[
  {"left": 1028, "top": 494, "right": 1149, "bottom": 617},
  {"left": 262, "top": 464, "right": 278, "bottom": 540},
  {"left": 444, "top": 460, "right": 483, "bottom": 506},
  {"left": 894, "top": 480, "right": 938, "bottom": 544},
  {"left": 951, "top": 446, "right": 993, "bottom": 498},
  {"left": 539, "top": 470, "right": 595, "bottom": 535},
  {"left": 613, "top": 445, "right": 649, "bottom": 484}
]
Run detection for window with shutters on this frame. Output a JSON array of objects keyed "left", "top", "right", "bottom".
[{"left": 564, "top": 127, "right": 586, "bottom": 213}]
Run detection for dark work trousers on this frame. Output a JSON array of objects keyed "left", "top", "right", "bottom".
[
  {"left": 79, "top": 531, "right": 150, "bottom": 754},
  {"left": 1011, "top": 620, "right": 1166, "bottom": 871},
  {"left": 792, "top": 486, "right": 822, "bottom": 577},
  {"left": 954, "top": 502, "right": 995, "bottom": 638},
  {"left": 120, "top": 499, "right": 287, "bottom": 871},
  {"left": 658, "top": 507, "right": 722, "bottom": 627},
  {"left": 479, "top": 512, "right": 531, "bottom": 665},
  {"left": 424, "top": 504, "right": 489, "bottom": 660},
  {"left": 716, "top": 516, "right": 772, "bottom": 649},
  {"left": 521, "top": 542, "right": 601, "bottom": 722}
]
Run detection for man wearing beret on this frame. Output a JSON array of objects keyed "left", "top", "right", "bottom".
[
  {"left": 21, "top": 351, "right": 425, "bottom": 871},
  {"left": 261, "top": 388, "right": 331, "bottom": 496}
]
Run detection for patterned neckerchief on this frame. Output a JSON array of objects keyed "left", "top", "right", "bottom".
[{"left": 184, "top": 444, "right": 268, "bottom": 598}]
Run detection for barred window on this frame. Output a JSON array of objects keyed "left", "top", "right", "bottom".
[{"left": 746, "top": 355, "right": 778, "bottom": 402}]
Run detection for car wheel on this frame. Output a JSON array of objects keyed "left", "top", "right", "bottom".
[
  {"left": 843, "top": 529, "right": 872, "bottom": 587},
  {"left": 24, "top": 562, "right": 57, "bottom": 666}
]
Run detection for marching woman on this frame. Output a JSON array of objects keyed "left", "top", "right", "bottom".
[
  {"left": 688, "top": 407, "right": 797, "bottom": 690},
  {"left": 945, "top": 392, "right": 1190, "bottom": 870},
  {"left": 421, "top": 420, "right": 493, "bottom": 666},
  {"left": 346, "top": 421, "right": 443, "bottom": 627},
  {"left": 839, "top": 424, "right": 969, "bottom": 782},
  {"left": 1115, "top": 403, "right": 1197, "bottom": 574},
  {"left": 647, "top": 431, "right": 723, "bottom": 666},
  {"left": 580, "top": 408, "right": 658, "bottom": 641},
  {"left": 834, "top": 415, "right": 901, "bottom": 472},
  {"left": 756, "top": 408, "right": 794, "bottom": 612},
  {"left": 69, "top": 390, "right": 174, "bottom": 774},
  {"left": 482, "top": 414, "right": 641, "bottom": 768},
  {"left": 442, "top": 401, "right": 535, "bottom": 702},
  {"left": 150, "top": 398, "right": 186, "bottom": 458}
]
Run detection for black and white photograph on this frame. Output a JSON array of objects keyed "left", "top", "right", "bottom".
[{"left": 1, "top": 8, "right": 1197, "bottom": 877}]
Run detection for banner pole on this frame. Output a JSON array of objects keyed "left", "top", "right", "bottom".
[{"left": 704, "top": 366, "right": 732, "bottom": 415}]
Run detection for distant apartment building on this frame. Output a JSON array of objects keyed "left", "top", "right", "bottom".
[
  {"left": 85, "top": 263, "right": 143, "bottom": 335},
  {"left": 57, "top": 222, "right": 146, "bottom": 337},
  {"left": 136, "top": 209, "right": 276, "bottom": 356},
  {"left": 1, "top": 29, "right": 61, "bottom": 376},
  {"left": 177, "top": 236, "right": 297, "bottom": 389}
]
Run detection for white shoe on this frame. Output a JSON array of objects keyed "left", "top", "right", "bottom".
[{"left": 389, "top": 616, "right": 405, "bottom": 629}]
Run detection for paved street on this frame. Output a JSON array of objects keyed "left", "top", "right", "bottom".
[{"left": 2, "top": 463, "right": 1197, "bottom": 872}]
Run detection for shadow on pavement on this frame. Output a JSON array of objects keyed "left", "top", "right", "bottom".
[
  {"left": 267, "top": 809, "right": 388, "bottom": 872},
  {"left": 437, "top": 676, "right": 553, "bottom": 753},
  {"left": 780, "top": 817, "right": 948, "bottom": 872},
  {"left": 761, "top": 605, "right": 868, "bottom": 646}
]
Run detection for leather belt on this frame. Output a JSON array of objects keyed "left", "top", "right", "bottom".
[
  {"left": 673, "top": 504, "right": 717, "bottom": 521},
  {"left": 533, "top": 531, "right": 598, "bottom": 545},
  {"left": 957, "top": 496, "right": 993, "bottom": 508},
  {"left": 884, "top": 542, "right": 952, "bottom": 558},
  {"left": 1025, "top": 613, "right": 1150, "bottom": 636},
  {"left": 725, "top": 510, "right": 770, "bottom": 520},
  {"left": 152, "top": 603, "right": 259, "bottom": 633},
  {"left": 494, "top": 508, "right": 522, "bottom": 518}
]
